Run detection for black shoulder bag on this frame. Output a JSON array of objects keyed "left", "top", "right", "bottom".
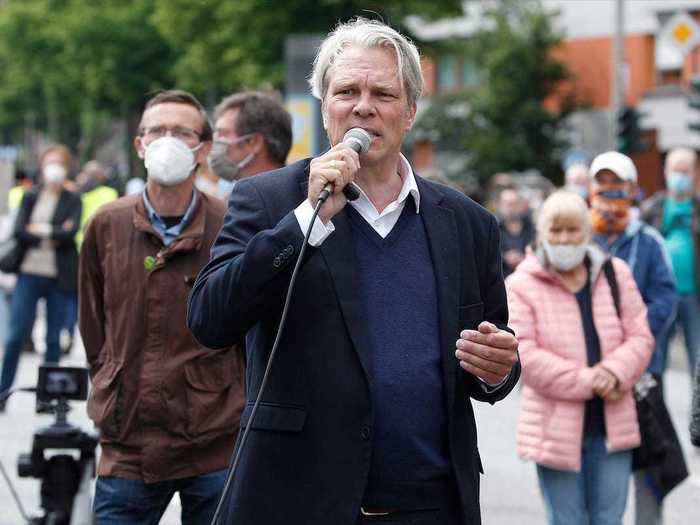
[{"left": 602, "top": 260, "right": 682, "bottom": 476}]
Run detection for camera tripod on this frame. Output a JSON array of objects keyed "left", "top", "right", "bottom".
[{"left": 1, "top": 390, "right": 98, "bottom": 525}]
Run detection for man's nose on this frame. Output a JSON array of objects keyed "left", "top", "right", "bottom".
[{"left": 352, "top": 93, "right": 375, "bottom": 118}]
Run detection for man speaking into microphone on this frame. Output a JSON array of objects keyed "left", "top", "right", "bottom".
[{"left": 188, "top": 18, "right": 520, "bottom": 525}]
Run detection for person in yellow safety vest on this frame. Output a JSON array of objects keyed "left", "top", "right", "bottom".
[
  {"left": 7, "top": 170, "right": 33, "bottom": 211},
  {"left": 8, "top": 186, "right": 24, "bottom": 211},
  {"left": 75, "top": 160, "right": 118, "bottom": 247}
]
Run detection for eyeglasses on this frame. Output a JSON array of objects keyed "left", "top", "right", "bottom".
[
  {"left": 213, "top": 133, "right": 254, "bottom": 146},
  {"left": 141, "top": 125, "right": 202, "bottom": 146}
]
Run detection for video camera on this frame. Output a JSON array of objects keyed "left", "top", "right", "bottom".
[
  {"left": 36, "top": 365, "right": 89, "bottom": 404},
  {"left": 4, "top": 365, "right": 98, "bottom": 525}
]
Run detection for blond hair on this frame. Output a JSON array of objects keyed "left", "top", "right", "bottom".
[{"left": 535, "top": 190, "right": 591, "bottom": 240}]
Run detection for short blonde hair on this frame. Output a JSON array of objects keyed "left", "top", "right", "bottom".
[
  {"left": 535, "top": 190, "right": 591, "bottom": 240},
  {"left": 665, "top": 147, "right": 697, "bottom": 172}
]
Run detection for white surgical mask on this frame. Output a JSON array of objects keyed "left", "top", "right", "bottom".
[
  {"left": 43, "top": 163, "right": 67, "bottom": 185},
  {"left": 144, "top": 136, "right": 199, "bottom": 186},
  {"left": 667, "top": 171, "right": 692, "bottom": 195},
  {"left": 543, "top": 241, "right": 588, "bottom": 271}
]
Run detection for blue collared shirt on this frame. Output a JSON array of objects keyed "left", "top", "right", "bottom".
[{"left": 142, "top": 189, "right": 199, "bottom": 246}]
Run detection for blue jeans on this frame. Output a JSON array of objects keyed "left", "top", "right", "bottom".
[
  {"left": 656, "top": 293, "right": 700, "bottom": 377},
  {"left": 0, "top": 274, "right": 70, "bottom": 395},
  {"left": 537, "top": 434, "right": 632, "bottom": 525},
  {"left": 94, "top": 469, "right": 227, "bottom": 525},
  {"left": 63, "top": 292, "right": 78, "bottom": 335},
  {"left": 0, "top": 289, "right": 9, "bottom": 349}
]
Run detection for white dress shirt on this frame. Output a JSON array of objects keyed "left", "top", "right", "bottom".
[{"left": 294, "top": 154, "right": 419, "bottom": 246}]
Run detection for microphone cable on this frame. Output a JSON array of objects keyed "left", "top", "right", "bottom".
[{"left": 210, "top": 191, "right": 331, "bottom": 525}]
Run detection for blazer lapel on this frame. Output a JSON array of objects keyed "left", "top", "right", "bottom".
[
  {"left": 417, "top": 179, "right": 460, "bottom": 414},
  {"left": 295, "top": 168, "right": 372, "bottom": 380},
  {"left": 318, "top": 209, "right": 373, "bottom": 380}
]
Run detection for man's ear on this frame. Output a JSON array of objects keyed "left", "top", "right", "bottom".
[
  {"left": 249, "top": 133, "right": 265, "bottom": 154},
  {"left": 195, "top": 141, "right": 212, "bottom": 164},
  {"left": 404, "top": 102, "right": 417, "bottom": 132},
  {"left": 134, "top": 136, "right": 146, "bottom": 160},
  {"left": 321, "top": 102, "right": 328, "bottom": 130}
]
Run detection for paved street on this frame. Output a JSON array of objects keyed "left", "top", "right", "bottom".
[
  {"left": 0, "top": 344, "right": 182, "bottom": 524},
  {"left": 475, "top": 348, "right": 700, "bottom": 524},
  {"left": 1, "top": 339, "right": 699, "bottom": 524}
]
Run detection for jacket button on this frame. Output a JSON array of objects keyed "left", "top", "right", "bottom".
[
  {"left": 360, "top": 426, "right": 371, "bottom": 440},
  {"left": 285, "top": 245, "right": 294, "bottom": 256},
  {"left": 273, "top": 257, "right": 282, "bottom": 268}
]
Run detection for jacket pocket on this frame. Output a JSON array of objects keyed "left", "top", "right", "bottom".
[
  {"left": 184, "top": 351, "right": 243, "bottom": 438},
  {"left": 459, "top": 302, "right": 484, "bottom": 330},
  {"left": 86, "top": 359, "right": 123, "bottom": 441},
  {"left": 240, "top": 402, "right": 307, "bottom": 433}
]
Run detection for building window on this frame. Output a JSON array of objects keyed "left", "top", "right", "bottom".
[
  {"left": 438, "top": 56, "right": 458, "bottom": 92},
  {"left": 462, "top": 61, "right": 480, "bottom": 87}
]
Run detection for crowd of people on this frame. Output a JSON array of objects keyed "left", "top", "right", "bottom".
[
  {"left": 0, "top": 16, "right": 698, "bottom": 525},
  {"left": 493, "top": 148, "right": 700, "bottom": 524}
]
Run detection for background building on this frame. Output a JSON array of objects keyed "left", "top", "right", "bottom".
[{"left": 408, "top": 0, "right": 700, "bottom": 196}]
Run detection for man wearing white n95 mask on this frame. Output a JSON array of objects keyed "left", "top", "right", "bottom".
[
  {"left": 188, "top": 19, "right": 520, "bottom": 525},
  {"left": 79, "top": 90, "right": 245, "bottom": 524}
]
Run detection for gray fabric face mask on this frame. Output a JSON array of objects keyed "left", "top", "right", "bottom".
[{"left": 207, "top": 136, "right": 254, "bottom": 181}]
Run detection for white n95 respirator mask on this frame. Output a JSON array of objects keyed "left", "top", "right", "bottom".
[{"left": 144, "top": 136, "right": 199, "bottom": 187}]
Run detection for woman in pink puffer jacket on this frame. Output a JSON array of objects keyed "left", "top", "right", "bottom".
[{"left": 506, "top": 190, "right": 653, "bottom": 525}]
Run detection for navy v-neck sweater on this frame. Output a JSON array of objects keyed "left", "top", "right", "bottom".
[{"left": 347, "top": 201, "right": 451, "bottom": 509}]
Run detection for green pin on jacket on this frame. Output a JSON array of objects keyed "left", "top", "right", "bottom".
[{"left": 143, "top": 255, "right": 156, "bottom": 271}]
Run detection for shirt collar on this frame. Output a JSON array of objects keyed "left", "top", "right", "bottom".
[
  {"left": 397, "top": 153, "right": 421, "bottom": 213},
  {"left": 142, "top": 188, "right": 199, "bottom": 233},
  {"left": 353, "top": 153, "right": 421, "bottom": 213}
]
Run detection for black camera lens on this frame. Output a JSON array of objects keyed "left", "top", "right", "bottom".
[{"left": 17, "top": 452, "right": 34, "bottom": 478}]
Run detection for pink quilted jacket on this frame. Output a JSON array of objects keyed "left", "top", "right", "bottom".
[{"left": 505, "top": 246, "right": 653, "bottom": 472}]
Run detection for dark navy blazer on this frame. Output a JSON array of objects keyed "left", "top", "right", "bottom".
[{"left": 187, "top": 159, "right": 520, "bottom": 525}]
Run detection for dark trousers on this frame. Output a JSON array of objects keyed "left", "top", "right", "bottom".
[{"left": 0, "top": 273, "right": 71, "bottom": 395}]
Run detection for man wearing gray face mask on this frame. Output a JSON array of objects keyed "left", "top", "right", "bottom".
[
  {"left": 203, "top": 91, "right": 292, "bottom": 198},
  {"left": 79, "top": 90, "right": 245, "bottom": 524}
]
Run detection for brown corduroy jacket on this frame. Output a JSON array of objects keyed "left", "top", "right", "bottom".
[{"left": 79, "top": 190, "right": 244, "bottom": 483}]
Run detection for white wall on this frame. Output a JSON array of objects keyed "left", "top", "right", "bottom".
[{"left": 407, "top": 0, "right": 700, "bottom": 41}]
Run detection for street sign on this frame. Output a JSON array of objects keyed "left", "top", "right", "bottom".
[
  {"left": 286, "top": 95, "right": 319, "bottom": 162},
  {"left": 659, "top": 12, "right": 700, "bottom": 56}
]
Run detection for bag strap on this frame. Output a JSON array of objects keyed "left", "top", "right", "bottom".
[{"left": 602, "top": 258, "right": 621, "bottom": 319}]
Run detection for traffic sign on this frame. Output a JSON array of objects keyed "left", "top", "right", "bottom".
[{"left": 659, "top": 12, "right": 700, "bottom": 56}]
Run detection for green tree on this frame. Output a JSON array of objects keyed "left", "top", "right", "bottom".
[
  {"left": 0, "top": 0, "right": 174, "bottom": 166},
  {"left": 151, "top": 0, "right": 464, "bottom": 98},
  {"left": 413, "top": 0, "right": 578, "bottom": 184},
  {"left": 0, "top": 0, "right": 463, "bottom": 170}
]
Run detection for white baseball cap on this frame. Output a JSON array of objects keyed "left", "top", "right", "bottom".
[{"left": 589, "top": 151, "right": 638, "bottom": 183}]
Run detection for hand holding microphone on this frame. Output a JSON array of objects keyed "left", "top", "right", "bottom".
[{"left": 309, "top": 128, "right": 371, "bottom": 222}]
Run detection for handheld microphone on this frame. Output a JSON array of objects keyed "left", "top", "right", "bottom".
[{"left": 319, "top": 128, "right": 371, "bottom": 202}]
